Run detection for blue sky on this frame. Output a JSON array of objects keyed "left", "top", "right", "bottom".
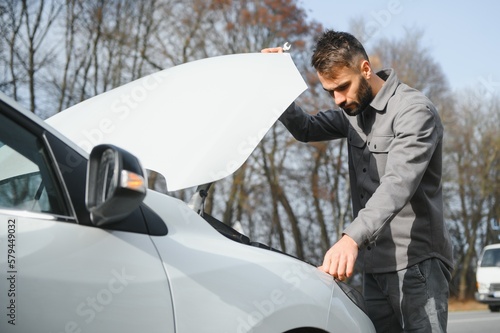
[{"left": 302, "top": 0, "right": 500, "bottom": 93}]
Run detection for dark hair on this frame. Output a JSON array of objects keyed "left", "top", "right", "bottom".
[{"left": 311, "top": 30, "right": 369, "bottom": 78}]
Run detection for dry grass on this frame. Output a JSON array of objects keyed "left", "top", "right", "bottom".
[{"left": 448, "top": 298, "right": 488, "bottom": 312}]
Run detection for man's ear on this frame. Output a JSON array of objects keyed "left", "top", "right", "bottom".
[{"left": 360, "top": 60, "right": 372, "bottom": 79}]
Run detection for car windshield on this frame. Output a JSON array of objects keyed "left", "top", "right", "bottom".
[{"left": 480, "top": 248, "right": 500, "bottom": 267}]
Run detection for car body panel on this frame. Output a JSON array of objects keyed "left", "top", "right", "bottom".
[
  {"left": 0, "top": 211, "right": 175, "bottom": 332},
  {"left": 47, "top": 53, "right": 307, "bottom": 191},
  {"left": 144, "top": 189, "right": 374, "bottom": 333}
]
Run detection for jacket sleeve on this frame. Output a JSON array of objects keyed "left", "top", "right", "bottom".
[{"left": 279, "top": 102, "right": 349, "bottom": 142}]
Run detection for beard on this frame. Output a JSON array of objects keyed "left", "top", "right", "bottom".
[{"left": 341, "top": 75, "right": 373, "bottom": 116}]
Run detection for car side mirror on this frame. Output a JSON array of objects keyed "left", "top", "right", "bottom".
[{"left": 86, "top": 144, "right": 147, "bottom": 226}]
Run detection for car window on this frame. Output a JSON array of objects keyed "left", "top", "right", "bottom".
[
  {"left": 480, "top": 248, "right": 500, "bottom": 267},
  {"left": 0, "top": 113, "right": 69, "bottom": 216}
]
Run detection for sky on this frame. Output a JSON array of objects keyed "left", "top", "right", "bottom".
[{"left": 301, "top": 0, "right": 500, "bottom": 93}]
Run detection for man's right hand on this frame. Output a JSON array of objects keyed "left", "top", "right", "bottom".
[
  {"left": 319, "top": 234, "right": 359, "bottom": 281},
  {"left": 261, "top": 47, "right": 284, "bottom": 53}
]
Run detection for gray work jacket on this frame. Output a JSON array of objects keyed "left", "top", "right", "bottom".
[{"left": 279, "top": 69, "right": 453, "bottom": 273}]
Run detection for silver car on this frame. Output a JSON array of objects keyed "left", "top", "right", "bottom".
[{"left": 0, "top": 53, "right": 375, "bottom": 332}]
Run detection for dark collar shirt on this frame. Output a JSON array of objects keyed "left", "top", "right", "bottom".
[{"left": 279, "top": 69, "right": 453, "bottom": 273}]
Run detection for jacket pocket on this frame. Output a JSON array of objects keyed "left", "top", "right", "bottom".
[
  {"left": 368, "top": 135, "right": 392, "bottom": 153},
  {"left": 367, "top": 135, "right": 393, "bottom": 181}
]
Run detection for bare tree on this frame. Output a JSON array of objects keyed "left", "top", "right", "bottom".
[
  {"left": 0, "top": 0, "right": 61, "bottom": 114},
  {"left": 445, "top": 89, "right": 500, "bottom": 300},
  {"left": 50, "top": 0, "right": 165, "bottom": 113}
]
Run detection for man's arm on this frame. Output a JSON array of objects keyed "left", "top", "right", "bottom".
[{"left": 279, "top": 102, "right": 349, "bottom": 142}]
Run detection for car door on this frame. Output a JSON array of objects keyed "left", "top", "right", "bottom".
[{"left": 0, "top": 96, "right": 175, "bottom": 333}]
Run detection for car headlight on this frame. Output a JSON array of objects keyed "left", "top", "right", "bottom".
[{"left": 477, "top": 282, "right": 489, "bottom": 293}]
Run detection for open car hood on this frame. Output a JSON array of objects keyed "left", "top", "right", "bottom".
[{"left": 47, "top": 53, "right": 306, "bottom": 191}]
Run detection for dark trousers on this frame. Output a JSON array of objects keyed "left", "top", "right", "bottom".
[{"left": 364, "top": 258, "right": 452, "bottom": 333}]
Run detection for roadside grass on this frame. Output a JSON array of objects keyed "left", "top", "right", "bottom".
[{"left": 449, "top": 298, "right": 488, "bottom": 312}]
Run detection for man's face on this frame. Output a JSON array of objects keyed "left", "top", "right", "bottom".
[{"left": 317, "top": 66, "right": 373, "bottom": 116}]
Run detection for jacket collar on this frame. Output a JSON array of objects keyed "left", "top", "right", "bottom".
[{"left": 369, "top": 69, "right": 399, "bottom": 112}]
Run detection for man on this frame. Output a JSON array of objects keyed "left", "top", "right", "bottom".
[{"left": 262, "top": 30, "right": 453, "bottom": 332}]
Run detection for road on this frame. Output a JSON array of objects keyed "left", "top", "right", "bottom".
[{"left": 448, "top": 310, "right": 500, "bottom": 333}]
